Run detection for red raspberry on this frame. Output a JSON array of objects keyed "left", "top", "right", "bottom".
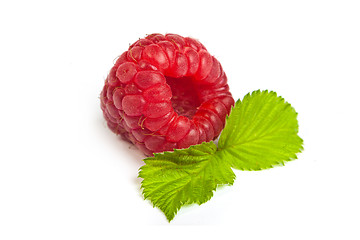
[{"left": 100, "top": 33, "right": 234, "bottom": 156}]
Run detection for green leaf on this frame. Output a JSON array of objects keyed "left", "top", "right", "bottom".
[
  {"left": 218, "top": 90, "right": 303, "bottom": 170},
  {"left": 138, "top": 89, "right": 303, "bottom": 222},
  {"left": 139, "top": 141, "right": 235, "bottom": 222}
]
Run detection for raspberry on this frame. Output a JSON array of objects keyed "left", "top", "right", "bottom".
[{"left": 100, "top": 33, "right": 234, "bottom": 156}]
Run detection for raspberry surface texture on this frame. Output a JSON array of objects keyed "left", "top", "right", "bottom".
[{"left": 100, "top": 33, "right": 234, "bottom": 155}]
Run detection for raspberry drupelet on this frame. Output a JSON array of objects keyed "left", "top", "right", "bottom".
[{"left": 100, "top": 33, "right": 234, "bottom": 156}]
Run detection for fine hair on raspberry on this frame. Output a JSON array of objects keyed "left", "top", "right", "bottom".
[{"left": 100, "top": 33, "right": 234, "bottom": 156}]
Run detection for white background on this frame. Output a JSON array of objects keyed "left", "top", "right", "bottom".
[{"left": 1, "top": 0, "right": 359, "bottom": 239}]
